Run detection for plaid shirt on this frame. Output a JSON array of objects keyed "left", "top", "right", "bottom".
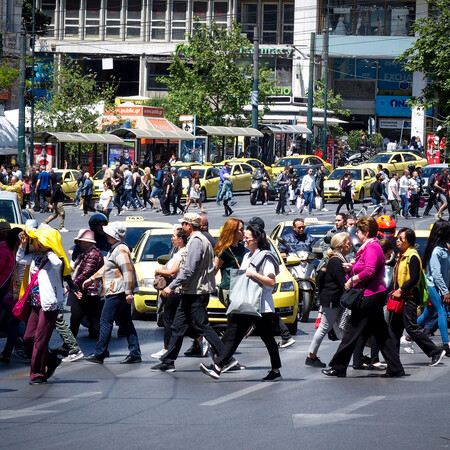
[{"left": 92, "top": 242, "right": 136, "bottom": 297}]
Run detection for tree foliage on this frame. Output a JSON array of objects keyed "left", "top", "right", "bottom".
[
  {"left": 34, "top": 60, "right": 117, "bottom": 134},
  {"left": 399, "top": 0, "right": 450, "bottom": 128},
  {"left": 22, "top": 0, "right": 52, "bottom": 36},
  {"left": 312, "top": 79, "right": 350, "bottom": 136},
  {"left": 158, "top": 21, "right": 276, "bottom": 126},
  {"left": 0, "top": 59, "right": 19, "bottom": 92}
]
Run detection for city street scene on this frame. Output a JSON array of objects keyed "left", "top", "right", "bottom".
[{"left": 1, "top": 0, "right": 450, "bottom": 448}]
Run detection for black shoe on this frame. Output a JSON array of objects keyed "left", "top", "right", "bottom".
[
  {"left": 45, "top": 357, "right": 61, "bottom": 379},
  {"left": 353, "top": 363, "right": 370, "bottom": 370},
  {"left": 430, "top": 349, "right": 446, "bottom": 367},
  {"left": 51, "top": 345, "right": 69, "bottom": 357},
  {"left": 381, "top": 369, "right": 405, "bottom": 378},
  {"left": 85, "top": 353, "right": 104, "bottom": 364},
  {"left": 120, "top": 355, "right": 142, "bottom": 364},
  {"left": 150, "top": 362, "right": 175, "bottom": 372},
  {"left": 322, "top": 368, "right": 346, "bottom": 378},
  {"left": 199, "top": 363, "right": 221, "bottom": 379},
  {"left": 0, "top": 352, "right": 10, "bottom": 364},
  {"left": 305, "top": 356, "right": 326, "bottom": 368},
  {"left": 184, "top": 341, "right": 201, "bottom": 357},
  {"left": 261, "top": 370, "right": 282, "bottom": 382},
  {"left": 29, "top": 376, "right": 47, "bottom": 385}
]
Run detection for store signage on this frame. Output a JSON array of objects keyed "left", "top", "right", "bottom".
[
  {"left": 379, "top": 119, "right": 411, "bottom": 129},
  {"left": 174, "top": 43, "right": 293, "bottom": 58},
  {"left": 376, "top": 96, "right": 411, "bottom": 117},
  {"left": 105, "top": 105, "right": 164, "bottom": 117}
]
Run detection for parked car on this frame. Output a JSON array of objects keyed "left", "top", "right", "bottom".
[
  {"left": 220, "top": 158, "right": 273, "bottom": 179},
  {"left": 213, "top": 162, "right": 257, "bottom": 193},
  {"left": 420, "top": 164, "right": 450, "bottom": 193},
  {"left": 0, "top": 191, "right": 36, "bottom": 226},
  {"left": 271, "top": 155, "right": 332, "bottom": 175},
  {"left": 356, "top": 151, "right": 428, "bottom": 176},
  {"left": 121, "top": 216, "right": 172, "bottom": 250},
  {"left": 324, "top": 167, "right": 376, "bottom": 202}
]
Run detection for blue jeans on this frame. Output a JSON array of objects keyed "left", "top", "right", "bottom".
[
  {"left": 75, "top": 186, "right": 83, "bottom": 205},
  {"left": 39, "top": 189, "right": 48, "bottom": 212},
  {"left": 304, "top": 190, "right": 314, "bottom": 213},
  {"left": 400, "top": 193, "right": 409, "bottom": 217},
  {"left": 216, "top": 183, "right": 223, "bottom": 203},
  {"left": 95, "top": 293, "right": 141, "bottom": 358},
  {"left": 120, "top": 188, "right": 138, "bottom": 209},
  {"left": 417, "top": 286, "right": 449, "bottom": 345}
]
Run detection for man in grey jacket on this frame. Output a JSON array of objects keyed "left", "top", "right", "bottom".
[{"left": 151, "top": 213, "right": 224, "bottom": 372}]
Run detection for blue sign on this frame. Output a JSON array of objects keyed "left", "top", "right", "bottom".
[{"left": 376, "top": 95, "right": 411, "bottom": 117}]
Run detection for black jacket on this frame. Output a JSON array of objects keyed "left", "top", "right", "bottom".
[
  {"left": 318, "top": 256, "right": 346, "bottom": 308},
  {"left": 172, "top": 174, "right": 183, "bottom": 196},
  {"left": 50, "top": 183, "right": 71, "bottom": 204}
]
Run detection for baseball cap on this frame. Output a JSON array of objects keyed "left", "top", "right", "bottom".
[{"left": 178, "top": 213, "right": 202, "bottom": 226}]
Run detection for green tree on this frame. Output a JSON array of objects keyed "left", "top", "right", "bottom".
[
  {"left": 312, "top": 79, "right": 350, "bottom": 136},
  {"left": 0, "top": 59, "right": 19, "bottom": 93},
  {"left": 399, "top": 0, "right": 450, "bottom": 128},
  {"left": 22, "top": 0, "right": 52, "bottom": 36},
  {"left": 158, "top": 20, "right": 276, "bottom": 126}
]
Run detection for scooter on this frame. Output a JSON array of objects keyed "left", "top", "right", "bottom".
[
  {"left": 250, "top": 173, "right": 266, "bottom": 205},
  {"left": 279, "top": 237, "right": 317, "bottom": 323}
]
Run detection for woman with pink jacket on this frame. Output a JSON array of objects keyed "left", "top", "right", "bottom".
[{"left": 322, "top": 216, "right": 404, "bottom": 378}]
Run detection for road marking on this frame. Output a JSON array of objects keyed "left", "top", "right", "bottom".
[
  {"left": 292, "top": 396, "right": 385, "bottom": 427},
  {"left": 1, "top": 372, "right": 29, "bottom": 382},
  {"left": 0, "top": 391, "right": 102, "bottom": 420},
  {"left": 200, "top": 383, "right": 274, "bottom": 406}
]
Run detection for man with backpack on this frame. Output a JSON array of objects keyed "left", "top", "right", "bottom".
[{"left": 423, "top": 170, "right": 441, "bottom": 216}]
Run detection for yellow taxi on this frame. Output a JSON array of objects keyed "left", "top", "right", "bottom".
[
  {"left": 219, "top": 158, "right": 273, "bottom": 179},
  {"left": 53, "top": 169, "right": 80, "bottom": 199},
  {"left": 213, "top": 162, "right": 257, "bottom": 192},
  {"left": 177, "top": 164, "right": 220, "bottom": 202},
  {"left": 355, "top": 151, "right": 428, "bottom": 176},
  {"left": 324, "top": 166, "right": 376, "bottom": 202},
  {"left": 122, "top": 216, "right": 172, "bottom": 250},
  {"left": 271, "top": 155, "right": 333, "bottom": 175}
]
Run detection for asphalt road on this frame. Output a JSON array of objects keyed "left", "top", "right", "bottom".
[{"left": 1, "top": 195, "right": 449, "bottom": 449}]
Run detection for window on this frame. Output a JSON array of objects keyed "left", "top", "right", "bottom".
[
  {"left": 242, "top": 165, "right": 254, "bottom": 174},
  {"left": 127, "top": 0, "right": 142, "bottom": 38},
  {"left": 106, "top": 0, "right": 121, "bottom": 38},
  {"left": 147, "top": 62, "right": 170, "bottom": 90},
  {"left": 65, "top": 0, "right": 80, "bottom": 37},
  {"left": 85, "top": 0, "right": 100, "bottom": 37},
  {"left": 283, "top": 3, "right": 294, "bottom": 43},
  {"left": 172, "top": 1, "right": 187, "bottom": 40},
  {"left": 403, "top": 153, "right": 416, "bottom": 162},
  {"left": 241, "top": 3, "right": 257, "bottom": 41},
  {"left": 193, "top": 1, "right": 207, "bottom": 22},
  {"left": 41, "top": 0, "right": 56, "bottom": 37},
  {"left": 214, "top": 2, "right": 228, "bottom": 24},
  {"left": 152, "top": 0, "right": 166, "bottom": 40},
  {"left": 262, "top": 3, "right": 277, "bottom": 44}
]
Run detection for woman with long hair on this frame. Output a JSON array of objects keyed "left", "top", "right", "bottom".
[
  {"left": 336, "top": 171, "right": 354, "bottom": 214},
  {"left": 390, "top": 227, "right": 446, "bottom": 366},
  {"left": 142, "top": 167, "right": 152, "bottom": 209},
  {"left": 200, "top": 224, "right": 282, "bottom": 381},
  {"left": 98, "top": 180, "right": 114, "bottom": 219},
  {"left": 305, "top": 232, "right": 351, "bottom": 368},
  {"left": 322, "top": 216, "right": 404, "bottom": 377},
  {"left": 417, "top": 220, "right": 450, "bottom": 354},
  {"left": 185, "top": 171, "right": 206, "bottom": 214}
]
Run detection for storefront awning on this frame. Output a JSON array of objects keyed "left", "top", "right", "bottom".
[
  {"left": 196, "top": 126, "right": 263, "bottom": 137},
  {"left": 111, "top": 126, "right": 194, "bottom": 140},
  {"left": 33, "top": 131, "right": 124, "bottom": 144},
  {"left": 259, "top": 124, "right": 312, "bottom": 135},
  {"left": 0, "top": 107, "right": 18, "bottom": 155}
]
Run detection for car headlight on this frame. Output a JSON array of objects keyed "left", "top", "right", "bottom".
[
  {"left": 140, "top": 278, "right": 154, "bottom": 287},
  {"left": 279, "top": 281, "right": 295, "bottom": 292}
]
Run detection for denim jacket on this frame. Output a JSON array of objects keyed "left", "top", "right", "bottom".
[
  {"left": 426, "top": 244, "right": 449, "bottom": 296},
  {"left": 82, "top": 178, "right": 94, "bottom": 196}
]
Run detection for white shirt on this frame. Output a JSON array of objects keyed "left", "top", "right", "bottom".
[
  {"left": 388, "top": 178, "right": 399, "bottom": 201},
  {"left": 300, "top": 174, "right": 316, "bottom": 193},
  {"left": 399, "top": 175, "right": 409, "bottom": 195},
  {"left": 386, "top": 142, "right": 397, "bottom": 152},
  {"left": 13, "top": 169, "right": 22, "bottom": 180},
  {"left": 409, "top": 178, "right": 418, "bottom": 195},
  {"left": 99, "top": 189, "right": 114, "bottom": 209},
  {"left": 240, "top": 250, "right": 276, "bottom": 313}
]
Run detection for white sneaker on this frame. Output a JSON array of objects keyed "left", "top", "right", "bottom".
[
  {"left": 59, "top": 227, "right": 69, "bottom": 232},
  {"left": 400, "top": 335, "right": 415, "bottom": 354},
  {"left": 151, "top": 348, "right": 166, "bottom": 359},
  {"left": 279, "top": 337, "right": 295, "bottom": 348},
  {"left": 321, "top": 208, "right": 328, "bottom": 212},
  {"left": 200, "top": 337, "right": 210, "bottom": 357},
  {"left": 61, "top": 351, "right": 84, "bottom": 362}
]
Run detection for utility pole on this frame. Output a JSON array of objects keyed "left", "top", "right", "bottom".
[
  {"left": 322, "top": 0, "right": 330, "bottom": 160},
  {"left": 17, "top": 26, "right": 27, "bottom": 172},
  {"left": 251, "top": 26, "right": 259, "bottom": 129},
  {"left": 29, "top": 0, "right": 36, "bottom": 167},
  {"left": 307, "top": 32, "right": 316, "bottom": 150}
]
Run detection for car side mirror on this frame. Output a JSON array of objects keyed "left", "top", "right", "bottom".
[{"left": 157, "top": 254, "right": 171, "bottom": 265}]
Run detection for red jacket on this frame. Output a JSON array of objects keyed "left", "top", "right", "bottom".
[
  {"left": 72, "top": 245, "right": 104, "bottom": 296},
  {"left": 0, "top": 242, "right": 15, "bottom": 291}
]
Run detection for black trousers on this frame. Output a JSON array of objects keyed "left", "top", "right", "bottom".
[
  {"left": 83, "top": 194, "right": 96, "bottom": 214},
  {"left": 162, "top": 294, "right": 224, "bottom": 363},
  {"left": 223, "top": 199, "right": 232, "bottom": 215},
  {"left": 336, "top": 192, "right": 353, "bottom": 214},
  {"left": 424, "top": 192, "right": 440, "bottom": 215},
  {"left": 69, "top": 294, "right": 102, "bottom": 338},
  {"left": 171, "top": 193, "right": 184, "bottom": 214},
  {"left": 276, "top": 188, "right": 287, "bottom": 213},
  {"left": 390, "top": 293, "right": 441, "bottom": 358},
  {"left": 409, "top": 193, "right": 420, "bottom": 217},
  {"left": 216, "top": 312, "right": 281, "bottom": 370},
  {"left": 329, "top": 291, "right": 403, "bottom": 374}
]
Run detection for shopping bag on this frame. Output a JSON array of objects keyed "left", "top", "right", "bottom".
[
  {"left": 226, "top": 269, "right": 263, "bottom": 317},
  {"left": 315, "top": 196, "right": 323, "bottom": 210},
  {"left": 296, "top": 196, "right": 305, "bottom": 211}
]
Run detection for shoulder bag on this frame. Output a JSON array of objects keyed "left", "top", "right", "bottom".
[
  {"left": 226, "top": 268, "right": 263, "bottom": 317},
  {"left": 12, "top": 259, "right": 48, "bottom": 321},
  {"left": 154, "top": 274, "right": 172, "bottom": 290}
]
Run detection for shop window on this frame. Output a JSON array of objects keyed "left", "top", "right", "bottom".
[
  {"left": 42, "top": 0, "right": 56, "bottom": 37},
  {"left": 126, "top": 0, "right": 142, "bottom": 38},
  {"left": 152, "top": 0, "right": 166, "bottom": 40},
  {"left": 106, "top": 0, "right": 121, "bottom": 38},
  {"left": 147, "top": 62, "right": 170, "bottom": 90},
  {"left": 65, "top": 0, "right": 80, "bottom": 37},
  {"left": 262, "top": 3, "right": 277, "bottom": 44},
  {"left": 172, "top": 1, "right": 186, "bottom": 40},
  {"left": 241, "top": 3, "right": 257, "bottom": 41},
  {"left": 214, "top": 2, "right": 228, "bottom": 24},
  {"left": 85, "top": 0, "right": 100, "bottom": 37},
  {"left": 283, "top": 3, "right": 294, "bottom": 44}
]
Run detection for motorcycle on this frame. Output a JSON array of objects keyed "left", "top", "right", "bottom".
[{"left": 250, "top": 173, "right": 266, "bottom": 205}]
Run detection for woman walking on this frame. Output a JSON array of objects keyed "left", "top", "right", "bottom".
[
  {"left": 417, "top": 220, "right": 450, "bottom": 355},
  {"left": 98, "top": 180, "right": 114, "bottom": 219},
  {"left": 220, "top": 173, "right": 234, "bottom": 216},
  {"left": 142, "top": 167, "right": 152, "bottom": 209},
  {"left": 336, "top": 171, "right": 354, "bottom": 214},
  {"left": 200, "top": 224, "right": 282, "bottom": 381},
  {"left": 305, "top": 233, "right": 351, "bottom": 368},
  {"left": 185, "top": 171, "right": 206, "bottom": 213},
  {"left": 390, "top": 227, "right": 447, "bottom": 366},
  {"left": 81, "top": 172, "right": 97, "bottom": 216},
  {"left": 322, "top": 216, "right": 404, "bottom": 377}
]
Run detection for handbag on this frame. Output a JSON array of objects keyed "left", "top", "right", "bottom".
[
  {"left": 340, "top": 288, "right": 364, "bottom": 310},
  {"left": 296, "top": 196, "right": 305, "bottom": 210},
  {"left": 12, "top": 259, "right": 48, "bottom": 321},
  {"left": 315, "top": 196, "right": 323, "bottom": 210},
  {"left": 226, "top": 268, "right": 263, "bottom": 317},
  {"left": 386, "top": 291, "right": 405, "bottom": 314},
  {"left": 153, "top": 274, "right": 171, "bottom": 290}
]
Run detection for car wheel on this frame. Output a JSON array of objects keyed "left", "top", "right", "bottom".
[
  {"left": 359, "top": 188, "right": 365, "bottom": 203},
  {"left": 200, "top": 187, "right": 207, "bottom": 203},
  {"left": 286, "top": 318, "right": 298, "bottom": 334}
]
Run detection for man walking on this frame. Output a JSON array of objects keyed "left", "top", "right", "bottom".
[
  {"left": 388, "top": 172, "right": 401, "bottom": 216},
  {"left": 43, "top": 176, "right": 72, "bottom": 232},
  {"left": 276, "top": 167, "right": 290, "bottom": 215},
  {"left": 151, "top": 213, "right": 224, "bottom": 372},
  {"left": 35, "top": 166, "right": 52, "bottom": 213}
]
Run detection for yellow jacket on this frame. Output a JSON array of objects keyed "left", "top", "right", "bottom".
[
  {"left": 395, "top": 246, "right": 422, "bottom": 291},
  {"left": 1, "top": 180, "right": 23, "bottom": 205}
]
